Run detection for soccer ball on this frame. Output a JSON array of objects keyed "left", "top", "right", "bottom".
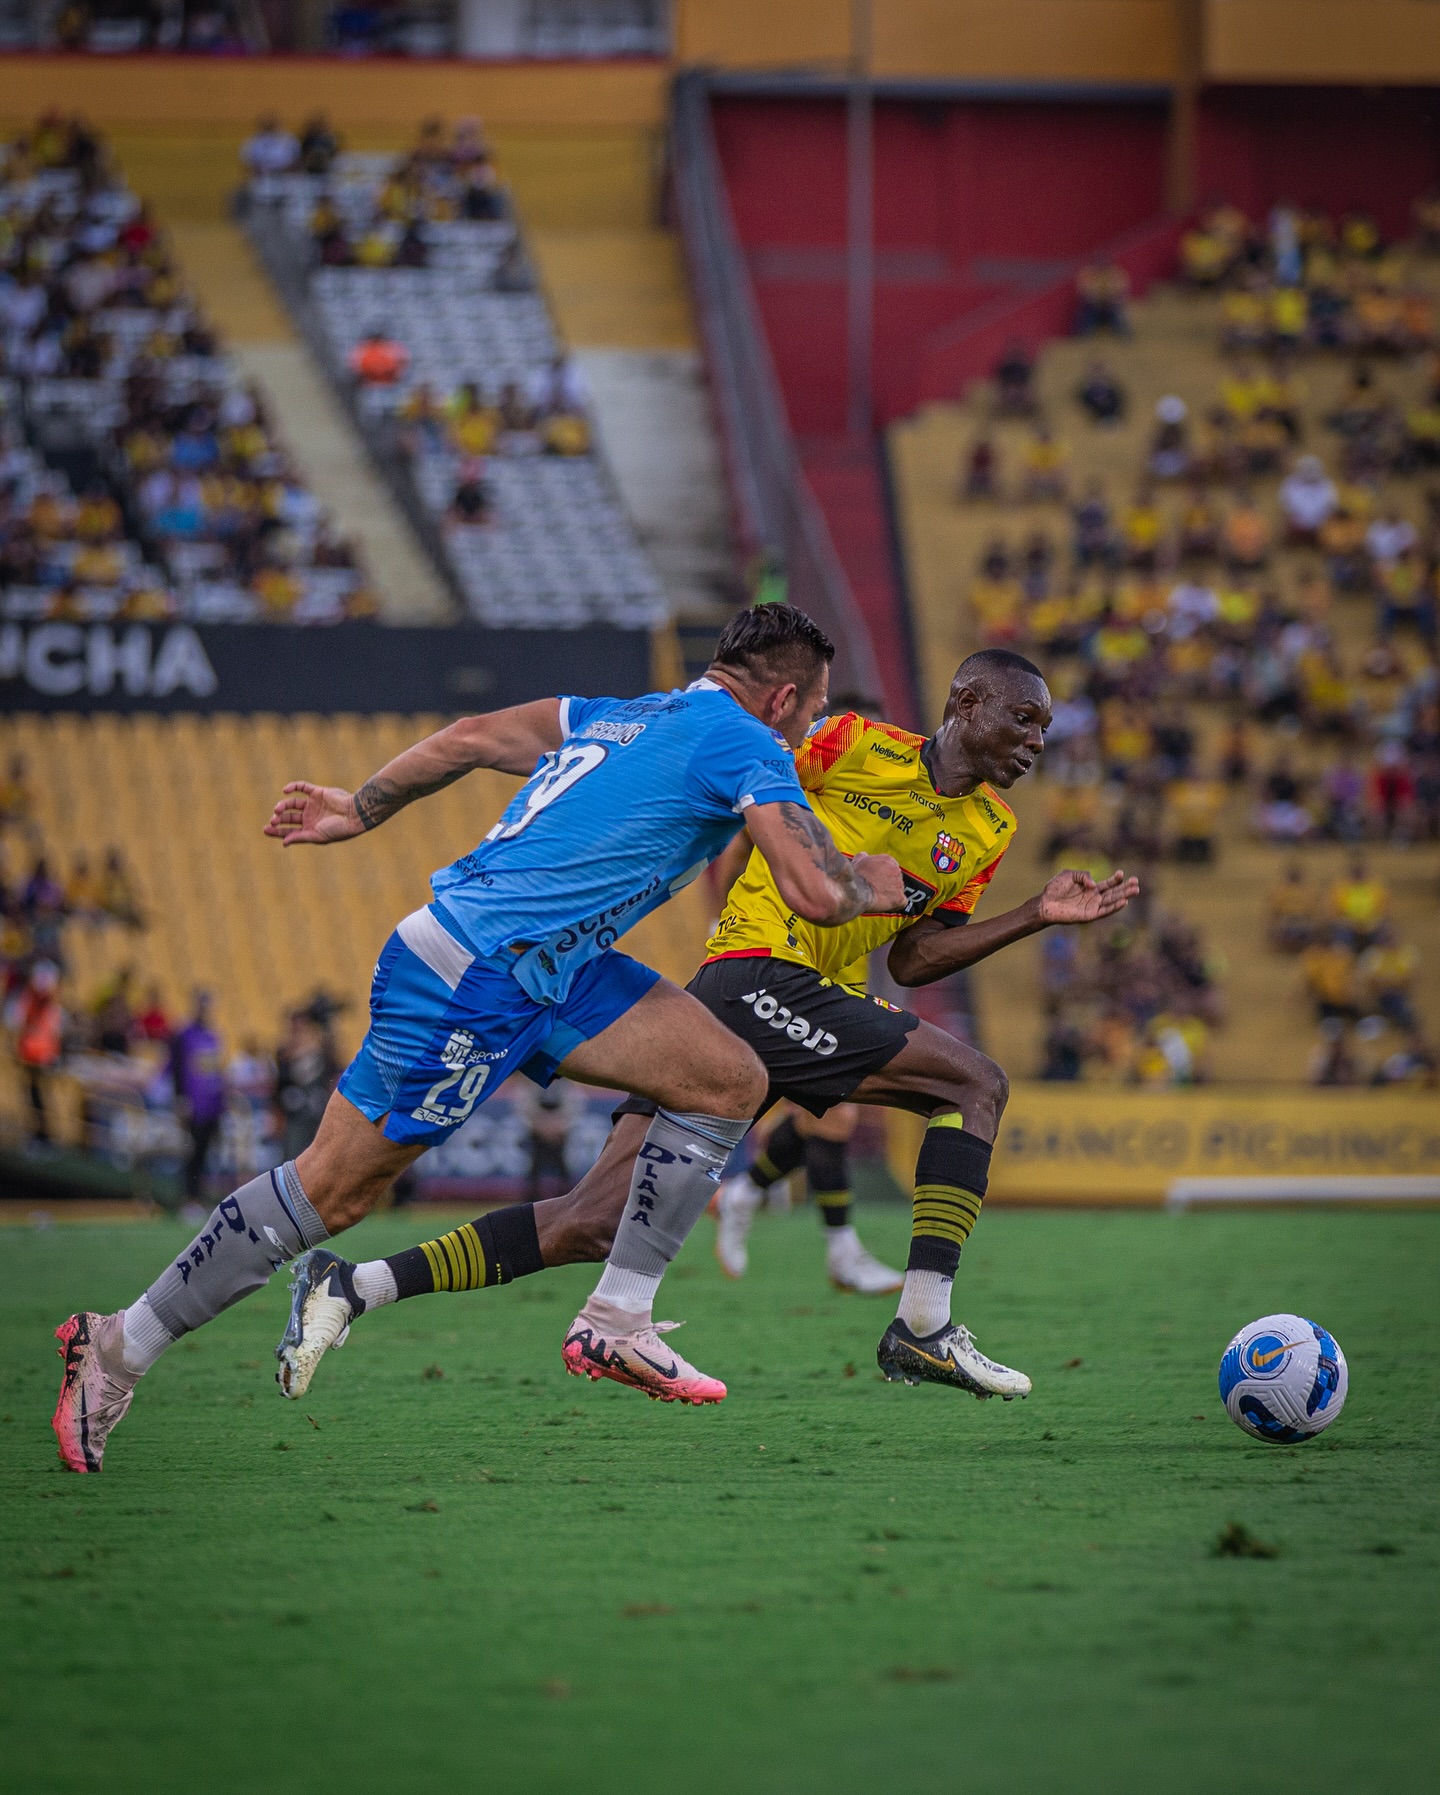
[{"left": 1218, "top": 1313, "right": 1348, "bottom": 1444}]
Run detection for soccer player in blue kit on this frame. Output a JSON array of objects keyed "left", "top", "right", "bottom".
[{"left": 51, "top": 606, "right": 910, "bottom": 1471}]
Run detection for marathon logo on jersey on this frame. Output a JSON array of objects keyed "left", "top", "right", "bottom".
[
  {"left": 580, "top": 719, "right": 646, "bottom": 747},
  {"left": 842, "top": 790, "right": 915, "bottom": 834},
  {"left": 932, "top": 832, "right": 965, "bottom": 876},
  {"left": 738, "top": 988, "right": 838, "bottom": 1056}
]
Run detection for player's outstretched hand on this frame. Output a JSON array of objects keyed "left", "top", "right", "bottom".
[
  {"left": 1038, "top": 867, "right": 1140, "bottom": 925},
  {"left": 853, "top": 852, "right": 907, "bottom": 914},
  {"left": 263, "top": 781, "right": 364, "bottom": 847}
]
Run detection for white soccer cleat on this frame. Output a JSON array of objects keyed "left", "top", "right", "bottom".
[
  {"left": 826, "top": 1228, "right": 905, "bottom": 1295},
  {"left": 275, "top": 1250, "right": 365, "bottom": 1400},
  {"left": 877, "top": 1318, "right": 1032, "bottom": 1400},
  {"left": 562, "top": 1307, "right": 726, "bottom": 1405},
  {"left": 52, "top": 1311, "right": 137, "bottom": 1473},
  {"left": 713, "top": 1174, "right": 762, "bottom": 1279}
]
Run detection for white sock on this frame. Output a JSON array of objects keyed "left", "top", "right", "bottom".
[
  {"left": 591, "top": 1263, "right": 662, "bottom": 1316},
  {"left": 825, "top": 1223, "right": 860, "bottom": 1261},
  {"left": 898, "top": 1270, "right": 952, "bottom": 1337},
  {"left": 353, "top": 1261, "right": 398, "bottom": 1309},
  {"left": 728, "top": 1173, "right": 765, "bottom": 1214},
  {"left": 121, "top": 1295, "right": 176, "bottom": 1376}
]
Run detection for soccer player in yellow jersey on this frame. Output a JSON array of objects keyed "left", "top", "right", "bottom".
[{"left": 287, "top": 648, "right": 1137, "bottom": 1403}]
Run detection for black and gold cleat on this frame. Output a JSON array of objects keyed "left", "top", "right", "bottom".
[{"left": 877, "top": 1318, "right": 1032, "bottom": 1401}]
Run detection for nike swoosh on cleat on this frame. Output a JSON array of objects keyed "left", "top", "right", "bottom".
[{"left": 634, "top": 1352, "right": 680, "bottom": 1379}]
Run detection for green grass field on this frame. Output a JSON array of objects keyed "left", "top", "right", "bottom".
[{"left": 2, "top": 1204, "right": 1436, "bottom": 1795}]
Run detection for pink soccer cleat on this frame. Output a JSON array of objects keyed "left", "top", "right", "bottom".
[
  {"left": 52, "top": 1312, "right": 137, "bottom": 1473},
  {"left": 562, "top": 1307, "right": 727, "bottom": 1405}
]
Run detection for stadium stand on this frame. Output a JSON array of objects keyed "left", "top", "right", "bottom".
[
  {"left": 246, "top": 120, "right": 668, "bottom": 630},
  {"left": 889, "top": 212, "right": 1440, "bottom": 1089},
  {"left": 0, "top": 115, "right": 377, "bottom": 623}
]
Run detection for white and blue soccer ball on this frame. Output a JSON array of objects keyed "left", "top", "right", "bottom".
[{"left": 1218, "top": 1313, "right": 1348, "bottom": 1444}]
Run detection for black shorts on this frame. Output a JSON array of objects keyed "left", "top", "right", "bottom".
[{"left": 616, "top": 954, "right": 918, "bottom": 1124}]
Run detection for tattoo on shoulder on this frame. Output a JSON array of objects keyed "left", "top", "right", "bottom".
[{"left": 353, "top": 776, "right": 402, "bottom": 831}]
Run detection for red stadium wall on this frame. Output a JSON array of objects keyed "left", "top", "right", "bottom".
[
  {"left": 1195, "top": 87, "right": 1440, "bottom": 242},
  {"left": 713, "top": 94, "right": 1170, "bottom": 430}
]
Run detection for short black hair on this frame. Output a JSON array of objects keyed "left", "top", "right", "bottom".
[
  {"left": 955, "top": 648, "right": 1046, "bottom": 685},
  {"left": 712, "top": 604, "right": 835, "bottom": 688}
]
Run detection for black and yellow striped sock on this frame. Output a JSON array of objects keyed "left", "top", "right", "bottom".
[
  {"left": 806, "top": 1136, "right": 852, "bottom": 1229},
  {"left": 749, "top": 1115, "right": 806, "bottom": 1191},
  {"left": 907, "top": 1113, "right": 991, "bottom": 1277},
  {"left": 384, "top": 1204, "right": 544, "bottom": 1300}
]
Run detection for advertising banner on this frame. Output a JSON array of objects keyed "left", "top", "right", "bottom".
[
  {"left": 980, "top": 1085, "right": 1440, "bottom": 1204},
  {"left": 0, "top": 621, "right": 653, "bottom": 715}
]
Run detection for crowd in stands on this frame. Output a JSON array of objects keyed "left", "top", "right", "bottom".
[
  {"left": 247, "top": 114, "right": 665, "bottom": 628},
  {"left": 0, "top": 114, "right": 376, "bottom": 625},
  {"left": 6, "top": 918, "right": 351, "bottom": 1217},
  {"left": 0, "top": 752, "right": 151, "bottom": 1143},
  {"left": 961, "top": 201, "right": 1439, "bottom": 1084}
]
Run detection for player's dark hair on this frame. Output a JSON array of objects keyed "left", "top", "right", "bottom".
[
  {"left": 955, "top": 648, "right": 1045, "bottom": 685},
  {"left": 712, "top": 604, "right": 835, "bottom": 689}
]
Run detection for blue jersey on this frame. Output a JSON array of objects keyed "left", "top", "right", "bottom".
[{"left": 429, "top": 680, "right": 808, "bottom": 1004}]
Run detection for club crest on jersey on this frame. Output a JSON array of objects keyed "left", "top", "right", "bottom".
[{"left": 932, "top": 832, "right": 965, "bottom": 875}]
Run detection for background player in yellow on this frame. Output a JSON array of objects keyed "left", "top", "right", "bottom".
[{"left": 283, "top": 649, "right": 1138, "bottom": 1403}]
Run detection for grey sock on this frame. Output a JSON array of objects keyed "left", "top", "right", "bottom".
[
  {"left": 143, "top": 1162, "right": 330, "bottom": 1343},
  {"left": 607, "top": 1109, "right": 750, "bottom": 1279}
]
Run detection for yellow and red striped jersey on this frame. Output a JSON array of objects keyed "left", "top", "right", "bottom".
[{"left": 704, "top": 711, "right": 1016, "bottom": 982}]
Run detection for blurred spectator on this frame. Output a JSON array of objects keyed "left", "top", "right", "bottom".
[
  {"left": 1280, "top": 456, "right": 1338, "bottom": 545},
  {"left": 993, "top": 341, "right": 1037, "bottom": 417},
  {"left": 1369, "top": 740, "right": 1415, "bottom": 838},
  {"left": 241, "top": 115, "right": 299, "bottom": 196},
  {"left": 275, "top": 1004, "right": 338, "bottom": 1161},
  {"left": 449, "top": 460, "right": 493, "bottom": 527},
  {"left": 134, "top": 983, "right": 171, "bottom": 1042},
  {"left": 171, "top": 991, "right": 226, "bottom": 1211},
  {"left": 1019, "top": 426, "right": 1068, "bottom": 503},
  {"left": 1074, "top": 261, "right": 1130, "bottom": 336},
  {"left": 1255, "top": 754, "right": 1312, "bottom": 842},
  {"left": 298, "top": 115, "right": 341, "bottom": 177},
  {"left": 1328, "top": 855, "right": 1389, "bottom": 947},
  {"left": 1359, "top": 926, "right": 1419, "bottom": 1032},
  {"left": 525, "top": 1079, "right": 573, "bottom": 1200},
  {"left": 491, "top": 235, "right": 534, "bottom": 293},
  {"left": 1302, "top": 930, "right": 1361, "bottom": 1024},
  {"left": 0, "top": 754, "right": 36, "bottom": 839},
  {"left": 1077, "top": 360, "right": 1126, "bottom": 426},
  {"left": 349, "top": 328, "right": 410, "bottom": 386},
  {"left": 961, "top": 437, "right": 999, "bottom": 501},
  {"left": 1147, "top": 396, "right": 1191, "bottom": 481},
  {"left": 99, "top": 847, "right": 144, "bottom": 930},
  {"left": 7, "top": 960, "right": 64, "bottom": 1144},
  {"left": 1308, "top": 1016, "right": 1359, "bottom": 1086},
  {"left": 1267, "top": 862, "right": 1317, "bottom": 952}
]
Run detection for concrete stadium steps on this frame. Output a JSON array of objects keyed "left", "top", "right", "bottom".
[
  {"left": 889, "top": 277, "right": 1440, "bottom": 1083},
  {"left": 8, "top": 713, "right": 713, "bottom": 1061}
]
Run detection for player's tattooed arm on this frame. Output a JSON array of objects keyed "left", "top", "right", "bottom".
[
  {"left": 264, "top": 700, "right": 567, "bottom": 846},
  {"left": 746, "top": 801, "right": 906, "bottom": 926},
  {"left": 887, "top": 867, "right": 1140, "bottom": 986}
]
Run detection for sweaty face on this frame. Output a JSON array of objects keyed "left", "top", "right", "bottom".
[{"left": 951, "top": 672, "right": 1051, "bottom": 789}]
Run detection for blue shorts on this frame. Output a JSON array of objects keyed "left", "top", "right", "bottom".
[{"left": 338, "top": 906, "right": 661, "bottom": 1147}]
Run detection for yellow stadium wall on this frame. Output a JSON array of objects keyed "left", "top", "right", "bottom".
[
  {"left": 1, "top": 2, "right": 1437, "bottom": 128},
  {"left": 0, "top": 54, "right": 669, "bottom": 131},
  {"left": 889, "top": 1086, "right": 1440, "bottom": 1205}
]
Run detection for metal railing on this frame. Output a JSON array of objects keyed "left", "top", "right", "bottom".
[{"left": 670, "top": 70, "right": 883, "bottom": 703}]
